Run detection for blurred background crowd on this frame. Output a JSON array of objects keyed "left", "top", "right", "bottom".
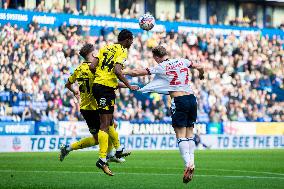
[{"left": 0, "top": 19, "right": 283, "bottom": 123}]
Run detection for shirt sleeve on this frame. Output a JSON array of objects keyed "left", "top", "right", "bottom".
[
  {"left": 146, "top": 64, "right": 164, "bottom": 75},
  {"left": 115, "top": 48, "right": 127, "bottom": 68},
  {"left": 68, "top": 68, "right": 79, "bottom": 84},
  {"left": 95, "top": 48, "right": 103, "bottom": 60},
  {"left": 181, "top": 58, "right": 192, "bottom": 68}
]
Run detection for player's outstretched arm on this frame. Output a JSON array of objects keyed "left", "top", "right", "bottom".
[
  {"left": 118, "top": 82, "right": 127, "bottom": 88},
  {"left": 118, "top": 82, "right": 140, "bottom": 89},
  {"left": 123, "top": 68, "right": 149, "bottom": 77},
  {"left": 114, "top": 64, "right": 138, "bottom": 90}
]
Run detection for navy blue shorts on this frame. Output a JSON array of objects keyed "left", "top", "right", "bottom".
[{"left": 171, "top": 94, "right": 197, "bottom": 128}]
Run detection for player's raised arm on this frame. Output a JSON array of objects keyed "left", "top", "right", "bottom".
[
  {"left": 190, "top": 60, "right": 205, "bottom": 69},
  {"left": 189, "top": 60, "right": 206, "bottom": 80}
]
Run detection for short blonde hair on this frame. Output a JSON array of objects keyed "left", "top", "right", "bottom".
[{"left": 152, "top": 46, "right": 167, "bottom": 58}]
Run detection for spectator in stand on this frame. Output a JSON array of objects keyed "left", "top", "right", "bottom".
[
  {"left": 79, "top": 5, "right": 88, "bottom": 16},
  {"left": 63, "top": 3, "right": 72, "bottom": 14},
  {"left": 3, "top": 2, "right": 8, "bottom": 10},
  {"left": 35, "top": 0, "right": 50, "bottom": 13}
]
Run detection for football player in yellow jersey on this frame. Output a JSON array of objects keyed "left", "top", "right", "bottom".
[
  {"left": 59, "top": 44, "right": 125, "bottom": 175},
  {"left": 89, "top": 29, "right": 139, "bottom": 175}
]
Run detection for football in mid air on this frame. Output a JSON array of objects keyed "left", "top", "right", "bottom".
[{"left": 139, "top": 14, "right": 155, "bottom": 31}]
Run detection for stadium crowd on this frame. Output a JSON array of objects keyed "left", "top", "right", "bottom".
[{"left": 0, "top": 20, "right": 283, "bottom": 123}]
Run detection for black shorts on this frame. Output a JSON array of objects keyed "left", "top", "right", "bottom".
[
  {"left": 92, "top": 83, "right": 115, "bottom": 114},
  {"left": 80, "top": 109, "right": 100, "bottom": 135},
  {"left": 171, "top": 94, "right": 197, "bottom": 128}
]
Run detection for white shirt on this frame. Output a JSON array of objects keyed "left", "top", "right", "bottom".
[{"left": 139, "top": 58, "right": 193, "bottom": 94}]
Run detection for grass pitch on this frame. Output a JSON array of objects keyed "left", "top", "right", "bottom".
[{"left": 0, "top": 149, "right": 283, "bottom": 189}]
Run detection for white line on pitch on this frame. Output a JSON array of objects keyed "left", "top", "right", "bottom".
[
  {"left": 121, "top": 167, "right": 284, "bottom": 177},
  {"left": 51, "top": 165, "right": 284, "bottom": 177},
  {"left": 199, "top": 168, "right": 284, "bottom": 176},
  {"left": 0, "top": 170, "right": 284, "bottom": 180}
]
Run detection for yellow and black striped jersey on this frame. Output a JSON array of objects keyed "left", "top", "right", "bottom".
[
  {"left": 94, "top": 44, "right": 128, "bottom": 88},
  {"left": 68, "top": 62, "right": 98, "bottom": 110}
]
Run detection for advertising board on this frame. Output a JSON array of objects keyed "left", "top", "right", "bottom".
[
  {"left": 0, "top": 121, "right": 35, "bottom": 135},
  {"left": 0, "top": 135, "right": 283, "bottom": 152}
]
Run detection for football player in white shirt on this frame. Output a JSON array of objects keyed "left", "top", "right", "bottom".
[{"left": 124, "top": 46, "right": 205, "bottom": 184}]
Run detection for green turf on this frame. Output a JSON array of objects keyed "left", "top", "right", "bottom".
[{"left": 0, "top": 149, "right": 284, "bottom": 189}]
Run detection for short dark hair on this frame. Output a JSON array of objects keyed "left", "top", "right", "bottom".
[
  {"left": 79, "top": 43, "right": 94, "bottom": 60},
  {"left": 152, "top": 46, "right": 167, "bottom": 58},
  {"left": 118, "top": 29, "right": 133, "bottom": 42}
]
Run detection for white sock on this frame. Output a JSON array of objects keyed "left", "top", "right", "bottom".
[
  {"left": 116, "top": 146, "right": 123, "bottom": 152},
  {"left": 100, "top": 158, "right": 107, "bottom": 162},
  {"left": 66, "top": 145, "right": 72, "bottom": 152},
  {"left": 107, "top": 150, "right": 115, "bottom": 158},
  {"left": 177, "top": 138, "right": 190, "bottom": 167},
  {"left": 187, "top": 137, "right": 195, "bottom": 166}
]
